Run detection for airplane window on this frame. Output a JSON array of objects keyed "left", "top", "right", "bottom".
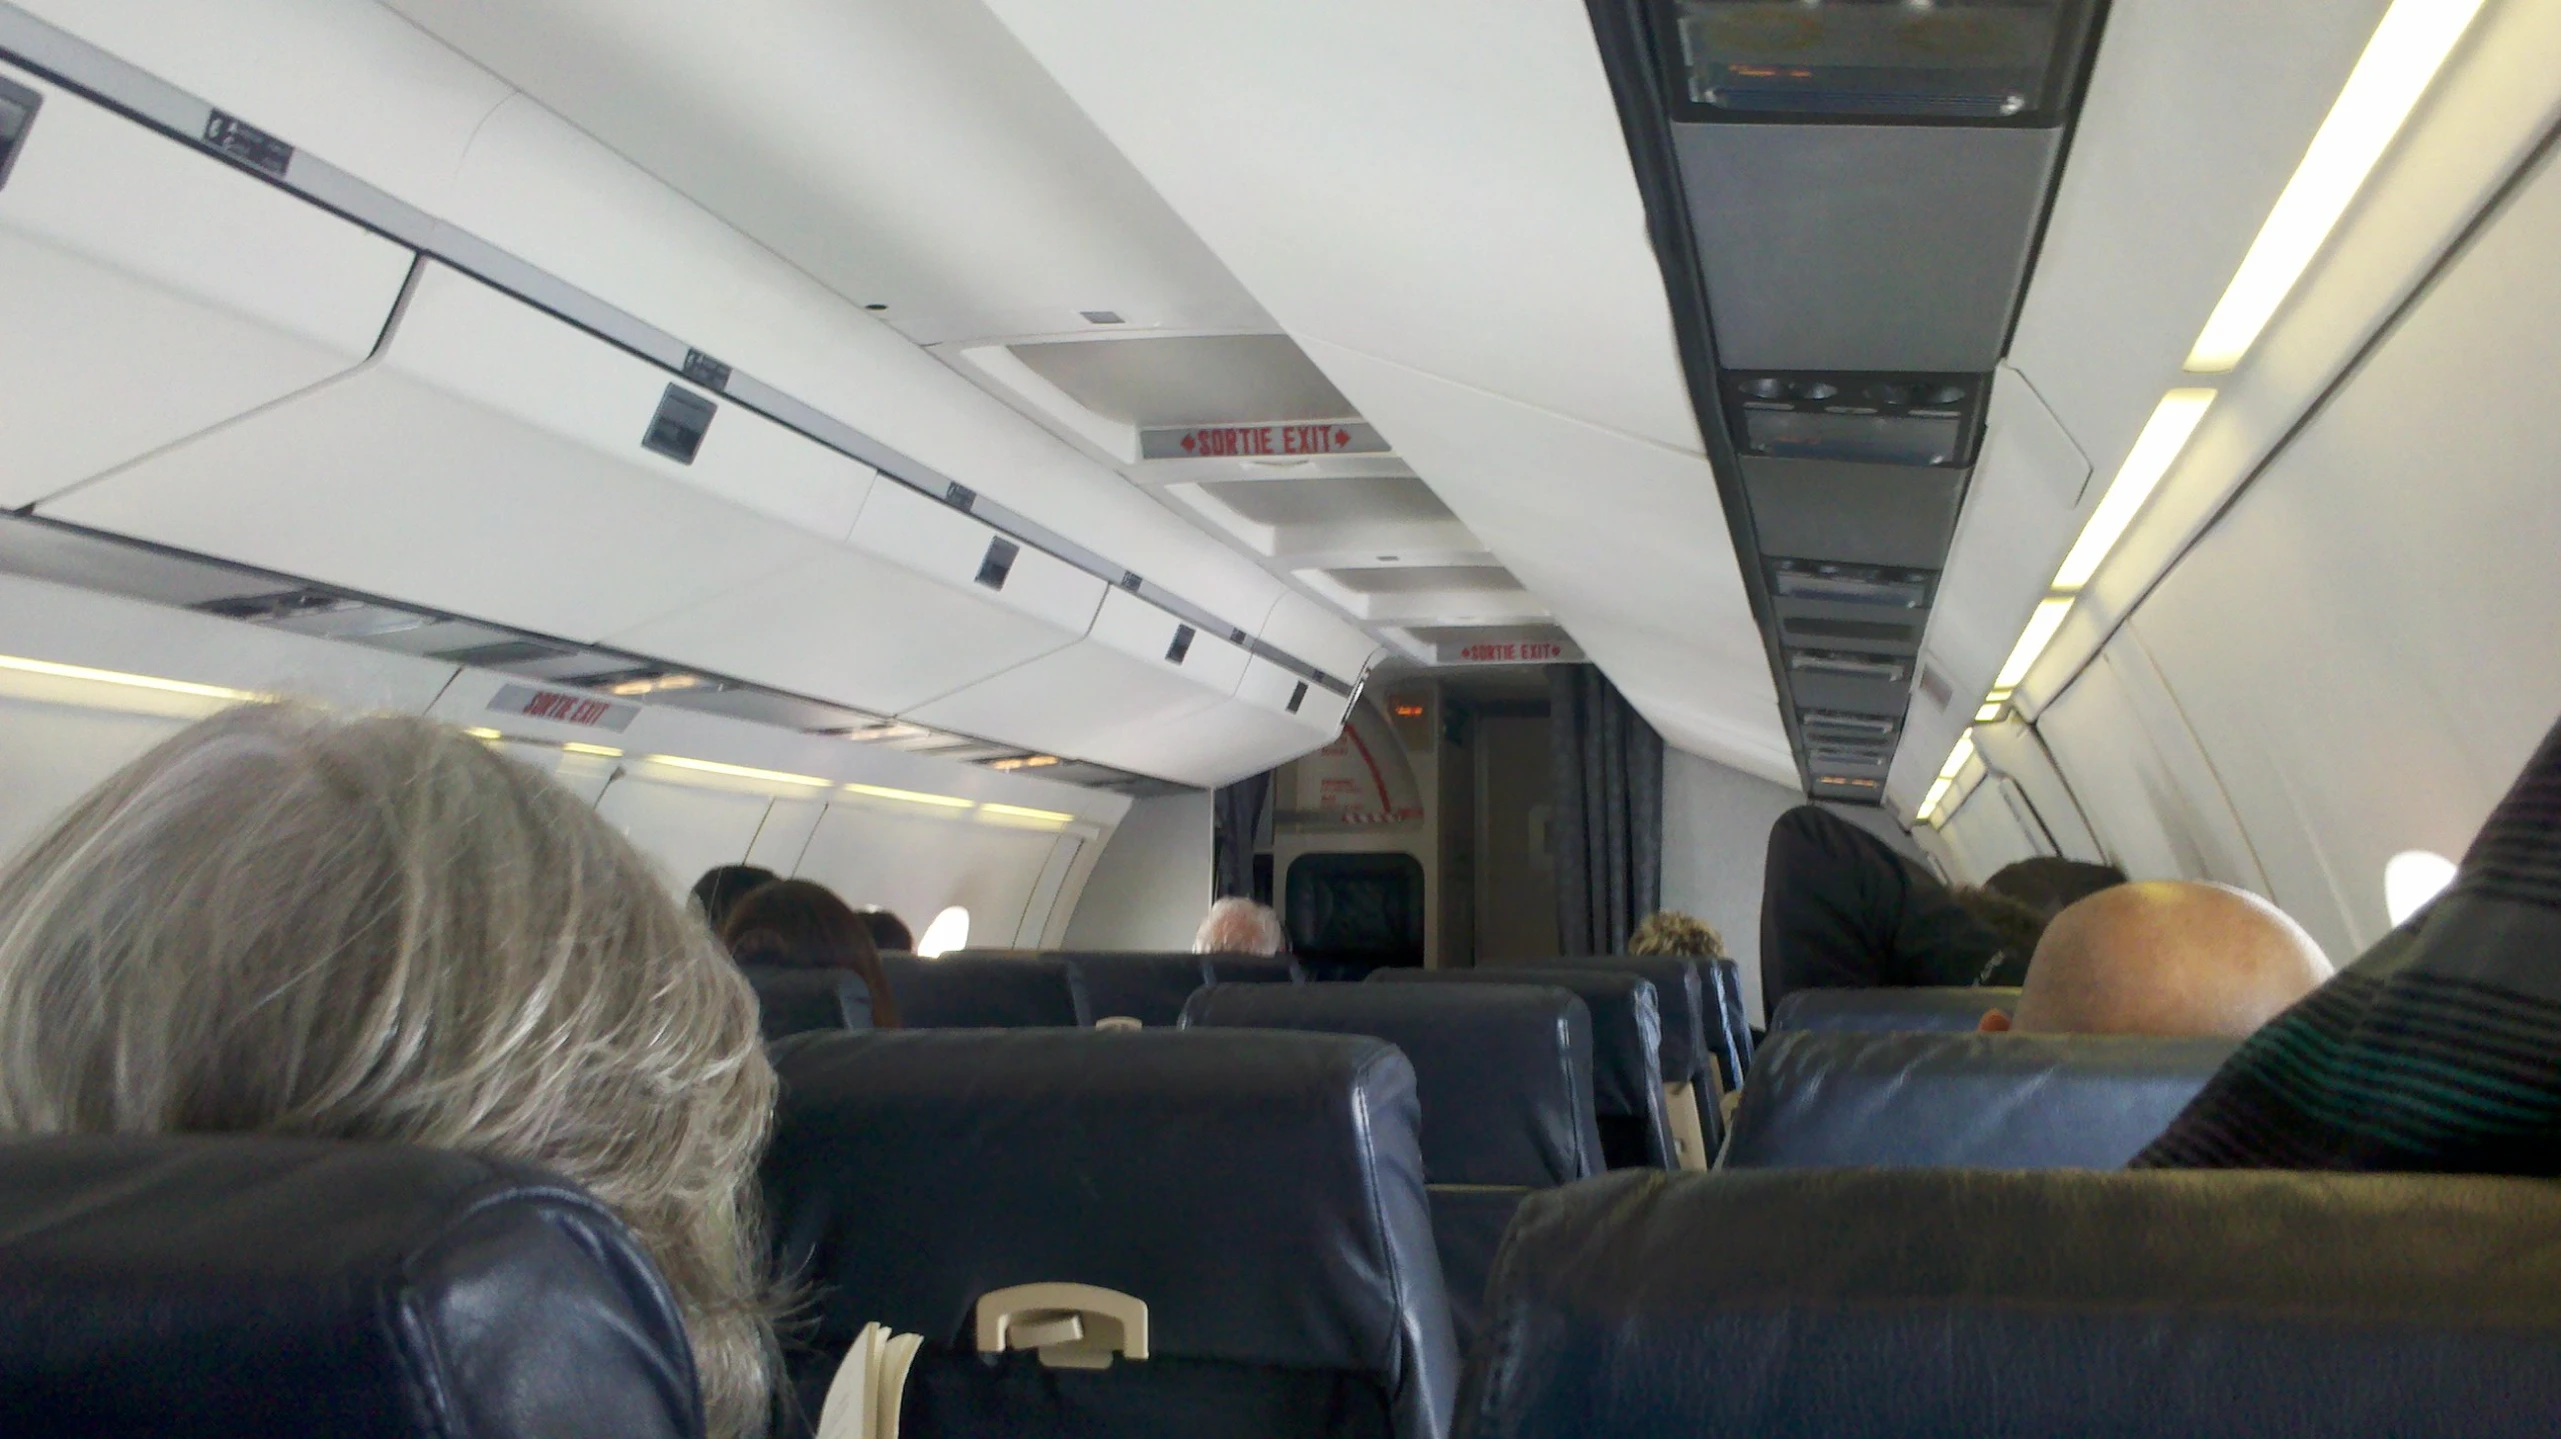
[
  {"left": 916, "top": 906, "right": 970, "bottom": 958},
  {"left": 2384, "top": 850, "right": 2459, "bottom": 926}
]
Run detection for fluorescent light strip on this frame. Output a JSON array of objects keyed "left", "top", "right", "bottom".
[
  {"left": 1974, "top": 702, "right": 2006, "bottom": 724},
  {"left": 2054, "top": 389, "right": 2217, "bottom": 590},
  {"left": 1917, "top": 775, "right": 1955, "bottom": 824},
  {"left": 979, "top": 802, "right": 1075, "bottom": 824},
  {"left": 1995, "top": 597, "right": 2077, "bottom": 691},
  {"left": 0, "top": 653, "right": 265, "bottom": 703},
  {"left": 462, "top": 727, "right": 504, "bottom": 741},
  {"left": 2186, "top": 0, "right": 2488, "bottom": 372},
  {"left": 642, "top": 754, "right": 832, "bottom": 787},
  {"left": 1937, "top": 730, "right": 1977, "bottom": 783},
  {"left": 560, "top": 741, "right": 623, "bottom": 758},
  {"left": 842, "top": 781, "right": 976, "bottom": 809}
]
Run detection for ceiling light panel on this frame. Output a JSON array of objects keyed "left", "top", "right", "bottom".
[
  {"left": 2185, "top": 0, "right": 2490, "bottom": 372},
  {"left": 2052, "top": 389, "right": 2217, "bottom": 590}
]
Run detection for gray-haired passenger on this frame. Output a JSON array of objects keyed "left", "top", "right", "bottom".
[
  {"left": 0, "top": 704, "right": 778, "bottom": 1439},
  {"left": 1195, "top": 896, "right": 1286, "bottom": 956}
]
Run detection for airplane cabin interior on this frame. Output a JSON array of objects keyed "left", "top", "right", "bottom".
[{"left": 1, "top": 0, "right": 2559, "bottom": 1435}]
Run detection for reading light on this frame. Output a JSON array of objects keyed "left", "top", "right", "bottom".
[
  {"left": 2053, "top": 390, "right": 2217, "bottom": 589},
  {"left": 2185, "top": 0, "right": 2487, "bottom": 371},
  {"left": 641, "top": 754, "right": 831, "bottom": 787},
  {"left": 0, "top": 653, "right": 265, "bottom": 704},
  {"left": 843, "top": 781, "right": 976, "bottom": 809},
  {"left": 560, "top": 741, "right": 623, "bottom": 758},
  {"left": 1995, "top": 597, "right": 2077, "bottom": 690}
]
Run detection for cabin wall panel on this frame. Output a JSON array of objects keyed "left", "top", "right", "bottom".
[
  {"left": 2036, "top": 632, "right": 2263, "bottom": 892},
  {"left": 1062, "top": 790, "right": 1213, "bottom": 953},
  {"left": 0, "top": 698, "right": 186, "bottom": 866},
  {"left": 593, "top": 774, "right": 776, "bottom": 901},
  {"left": 2087, "top": 141, "right": 2561, "bottom": 961},
  {"left": 792, "top": 803, "right": 1066, "bottom": 952},
  {"left": 1937, "top": 775, "right": 2047, "bottom": 888}
]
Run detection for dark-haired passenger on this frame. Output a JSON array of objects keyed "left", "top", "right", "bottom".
[
  {"left": 855, "top": 906, "right": 913, "bottom": 955},
  {"left": 690, "top": 863, "right": 778, "bottom": 934},
  {"left": 720, "top": 879, "right": 902, "bottom": 1029}
]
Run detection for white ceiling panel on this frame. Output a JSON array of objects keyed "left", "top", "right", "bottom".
[
  {"left": 379, "top": 0, "right": 1273, "bottom": 345},
  {"left": 1302, "top": 339, "right": 1791, "bottom": 784},
  {"left": 977, "top": 0, "right": 1704, "bottom": 454}
]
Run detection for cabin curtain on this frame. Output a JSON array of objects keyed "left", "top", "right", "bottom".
[
  {"left": 1212, "top": 770, "right": 1273, "bottom": 900},
  {"left": 1549, "top": 666, "right": 1664, "bottom": 955}
]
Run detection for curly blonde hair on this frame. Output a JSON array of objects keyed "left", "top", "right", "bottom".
[
  {"left": 1628, "top": 909, "right": 1725, "bottom": 958},
  {"left": 0, "top": 705, "right": 777, "bottom": 1437}
]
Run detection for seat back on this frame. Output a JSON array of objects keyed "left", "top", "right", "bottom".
[
  {"left": 1183, "top": 983, "right": 1603, "bottom": 1356},
  {"left": 1370, "top": 969, "right": 1675, "bottom": 1170},
  {"left": 877, "top": 954, "right": 1087, "bottom": 1028},
  {"left": 1721, "top": 1030, "right": 2237, "bottom": 1170},
  {"left": 1704, "top": 958, "right": 1752, "bottom": 1081},
  {"left": 0, "top": 1135, "right": 702, "bottom": 1439},
  {"left": 1458, "top": 1167, "right": 2561, "bottom": 1439},
  {"left": 1767, "top": 985, "right": 2020, "bottom": 1033},
  {"left": 1062, "top": 952, "right": 1220, "bottom": 1027},
  {"left": 1200, "top": 953, "right": 1303, "bottom": 985},
  {"left": 764, "top": 1029, "right": 1459, "bottom": 1439},
  {"left": 1481, "top": 955, "right": 1717, "bottom": 1167},
  {"left": 738, "top": 963, "right": 872, "bottom": 1041}
]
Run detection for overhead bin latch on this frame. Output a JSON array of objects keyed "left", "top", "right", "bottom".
[{"left": 975, "top": 1283, "right": 1150, "bottom": 1370}]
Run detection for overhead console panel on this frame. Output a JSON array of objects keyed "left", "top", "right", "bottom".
[{"left": 1588, "top": 0, "right": 2108, "bottom": 799}]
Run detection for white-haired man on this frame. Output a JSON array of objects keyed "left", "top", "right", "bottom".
[{"left": 1194, "top": 897, "right": 1286, "bottom": 956}]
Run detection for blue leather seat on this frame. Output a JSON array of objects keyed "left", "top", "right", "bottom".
[
  {"left": 763, "top": 1028, "right": 1459, "bottom": 1439},
  {"left": 1704, "top": 957, "right": 1752, "bottom": 1082},
  {"left": 1768, "top": 985, "right": 2022, "bottom": 1033},
  {"left": 876, "top": 953, "right": 1087, "bottom": 1027},
  {"left": 1064, "top": 951, "right": 1294, "bottom": 1027},
  {"left": 1182, "top": 982, "right": 1602, "bottom": 1354},
  {"left": 1481, "top": 954, "right": 1722, "bottom": 1161},
  {"left": 0, "top": 1135, "right": 703, "bottom": 1438},
  {"left": 1721, "top": 1030, "right": 2236, "bottom": 1170},
  {"left": 1455, "top": 1167, "right": 2561, "bottom": 1439},
  {"left": 1369, "top": 969, "right": 1675, "bottom": 1170},
  {"left": 738, "top": 963, "right": 872, "bottom": 1040}
]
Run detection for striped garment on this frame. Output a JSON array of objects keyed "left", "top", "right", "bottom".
[{"left": 2134, "top": 713, "right": 2561, "bottom": 1171}]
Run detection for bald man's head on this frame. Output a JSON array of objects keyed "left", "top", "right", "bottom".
[{"left": 1981, "top": 882, "right": 2332, "bottom": 1038}]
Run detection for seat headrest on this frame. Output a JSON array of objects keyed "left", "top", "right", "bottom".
[
  {"left": 1723, "top": 1030, "right": 2237, "bottom": 1170},
  {"left": 1461, "top": 1167, "right": 2561, "bottom": 1439},
  {"left": 1369, "top": 969, "right": 1665, "bottom": 1121},
  {"left": 1183, "top": 982, "right": 1602, "bottom": 1186},
  {"left": 1483, "top": 956, "right": 1706, "bottom": 1086},
  {"left": 1201, "top": 953, "right": 1303, "bottom": 984},
  {"left": 1056, "top": 952, "right": 1214, "bottom": 1027},
  {"left": 0, "top": 1135, "right": 701, "bottom": 1439},
  {"left": 763, "top": 1029, "right": 1458, "bottom": 1436},
  {"left": 1768, "top": 985, "right": 2020, "bottom": 1033},
  {"left": 875, "top": 953, "right": 1086, "bottom": 1027},
  {"left": 737, "top": 963, "right": 870, "bottom": 1041}
]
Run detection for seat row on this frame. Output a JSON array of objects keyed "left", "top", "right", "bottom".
[{"left": 16, "top": 1015, "right": 2561, "bottom": 1439}]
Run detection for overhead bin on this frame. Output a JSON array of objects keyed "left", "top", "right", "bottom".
[
  {"left": 905, "top": 587, "right": 1254, "bottom": 773},
  {"left": 44, "top": 260, "right": 872, "bottom": 643},
  {"left": 607, "top": 482, "right": 1106, "bottom": 717},
  {"left": 1093, "top": 654, "right": 1354, "bottom": 789},
  {"left": 0, "top": 63, "right": 413, "bottom": 508}
]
